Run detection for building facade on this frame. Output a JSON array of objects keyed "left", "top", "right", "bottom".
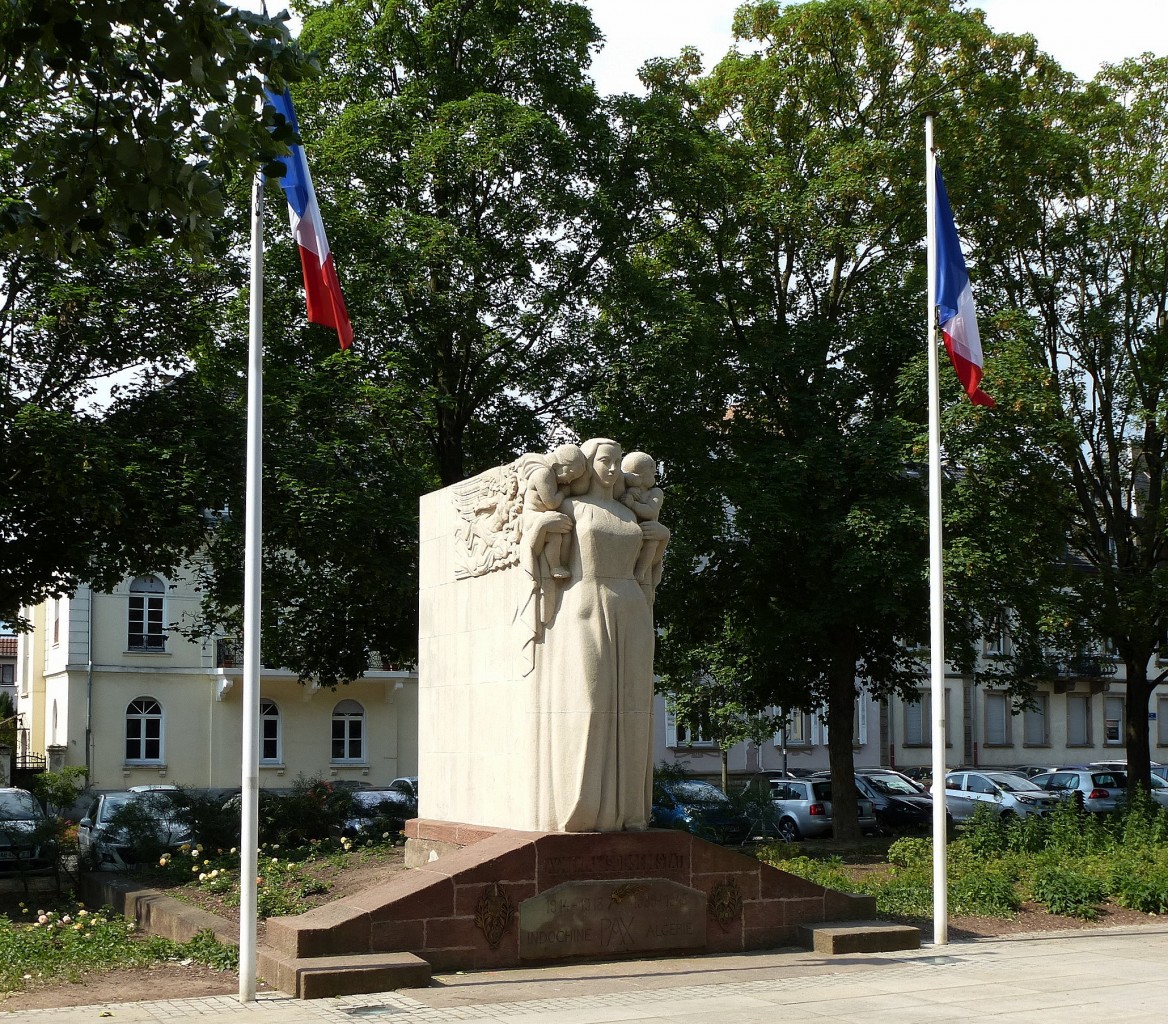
[
  {"left": 15, "top": 570, "right": 418, "bottom": 793},
  {"left": 887, "top": 645, "right": 1168, "bottom": 776},
  {"left": 652, "top": 692, "right": 884, "bottom": 785}
]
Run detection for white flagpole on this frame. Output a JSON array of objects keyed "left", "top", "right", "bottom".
[
  {"left": 238, "top": 164, "right": 264, "bottom": 1002},
  {"left": 925, "top": 113, "right": 948, "bottom": 946}
]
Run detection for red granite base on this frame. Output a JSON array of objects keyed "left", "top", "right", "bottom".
[{"left": 266, "top": 822, "right": 876, "bottom": 974}]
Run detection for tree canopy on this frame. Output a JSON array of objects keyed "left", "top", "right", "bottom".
[{"left": 0, "top": 0, "right": 315, "bottom": 629}]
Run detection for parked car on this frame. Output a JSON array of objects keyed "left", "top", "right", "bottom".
[
  {"left": 1008, "top": 765, "right": 1064, "bottom": 779},
  {"left": 0, "top": 788, "right": 55, "bottom": 875},
  {"left": 898, "top": 766, "right": 933, "bottom": 787},
  {"left": 651, "top": 779, "right": 753, "bottom": 844},
  {"left": 339, "top": 789, "right": 416, "bottom": 839},
  {"left": 1153, "top": 765, "right": 1168, "bottom": 784},
  {"left": 78, "top": 789, "right": 194, "bottom": 870},
  {"left": 815, "top": 769, "right": 950, "bottom": 834},
  {"left": 388, "top": 776, "right": 419, "bottom": 807},
  {"left": 943, "top": 770, "right": 1062, "bottom": 822},
  {"left": 1028, "top": 769, "right": 1127, "bottom": 815},
  {"left": 769, "top": 778, "right": 878, "bottom": 841},
  {"left": 1150, "top": 773, "right": 1168, "bottom": 810}
]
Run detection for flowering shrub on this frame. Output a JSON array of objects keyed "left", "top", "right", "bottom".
[{"left": 0, "top": 904, "right": 235, "bottom": 992}]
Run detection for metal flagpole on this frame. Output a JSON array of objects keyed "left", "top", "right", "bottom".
[
  {"left": 925, "top": 113, "right": 948, "bottom": 946},
  {"left": 238, "top": 163, "right": 264, "bottom": 1002}
]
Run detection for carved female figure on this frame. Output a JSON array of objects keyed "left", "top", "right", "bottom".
[{"left": 527, "top": 438, "right": 668, "bottom": 831}]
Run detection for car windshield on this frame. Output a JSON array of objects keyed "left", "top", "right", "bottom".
[
  {"left": 863, "top": 774, "right": 921, "bottom": 795},
  {"left": 987, "top": 774, "right": 1043, "bottom": 792},
  {"left": 0, "top": 791, "right": 43, "bottom": 821},
  {"left": 100, "top": 792, "right": 180, "bottom": 822},
  {"left": 671, "top": 782, "right": 729, "bottom": 805},
  {"left": 353, "top": 791, "right": 408, "bottom": 809},
  {"left": 811, "top": 782, "right": 833, "bottom": 802}
]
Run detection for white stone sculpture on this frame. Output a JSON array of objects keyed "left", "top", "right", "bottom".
[
  {"left": 524, "top": 438, "right": 670, "bottom": 831},
  {"left": 417, "top": 437, "right": 669, "bottom": 833}
]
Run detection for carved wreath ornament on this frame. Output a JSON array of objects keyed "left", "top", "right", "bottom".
[
  {"left": 473, "top": 882, "right": 516, "bottom": 950},
  {"left": 707, "top": 878, "right": 743, "bottom": 932}
]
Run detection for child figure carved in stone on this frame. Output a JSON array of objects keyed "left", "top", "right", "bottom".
[
  {"left": 523, "top": 443, "right": 587, "bottom": 580},
  {"left": 621, "top": 450, "right": 668, "bottom": 585}
]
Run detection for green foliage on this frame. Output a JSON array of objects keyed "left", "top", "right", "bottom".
[
  {"left": 0, "top": 904, "right": 232, "bottom": 993},
  {"left": 0, "top": 0, "right": 315, "bottom": 259},
  {"left": 763, "top": 854, "right": 857, "bottom": 894},
  {"left": 769, "top": 800, "right": 1168, "bottom": 923},
  {"left": 29, "top": 767, "right": 88, "bottom": 818},
  {"left": 1030, "top": 866, "right": 1106, "bottom": 920},
  {"left": 179, "top": 929, "right": 239, "bottom": 972},
  {"left": 252, "top": 777, "right": 355, "bottom": 847},
  {"left": 1109, "top": 855, "right": 1168, "bottom": 914},
  {"left": 169, "top": 788, "right": 243, "bottom": 854},
  {"left": 870, "top": 874, "right": 935, "bottom": 919},
  {"left": 948, "top": 865, "right": 1022, "bottom": 917},
  {"left": 886, "top": 837, "right": 932, "bottom": 869}
]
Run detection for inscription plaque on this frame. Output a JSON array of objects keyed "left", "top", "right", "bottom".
[{"left": 519, "top": 878, "right": 706, "bottom": 961}]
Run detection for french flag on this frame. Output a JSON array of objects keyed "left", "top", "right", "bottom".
[
  {"left": 934, "top": 166, "right": 993, "bottom": 407},
  {"left": 264, "top": 89, "right": 353, "bottom": 351}
]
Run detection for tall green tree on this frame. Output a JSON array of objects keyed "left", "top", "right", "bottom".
[
  {"left": 973, "top": 56, "right": 1168, "bottom": 790},
  {"left": 583, "top": 0, "right": 1078, "bottom": 837},
  {"left": 0, "top": 0, "right": 315, "bottom": 628},
  {"left": 287, "top": 0, "right": 625, "bottom": 485},
  {"left": 172, "top": 0, "right": 632, "bottom": 677}
]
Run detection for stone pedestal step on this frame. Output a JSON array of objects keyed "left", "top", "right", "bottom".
[
  {"left": 257, "top": 947, "right": 432, "bottom": 999},
  {"left": 798, "top": 921, "right": 921, "bottom": 954}
]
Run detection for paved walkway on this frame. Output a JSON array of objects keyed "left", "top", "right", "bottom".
[{"left": 8, "top": 924, "right": 1168, "bottom": 1023}]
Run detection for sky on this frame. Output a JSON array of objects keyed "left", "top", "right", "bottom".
[
  {"left": 251, "top": 2, "right": 1166, "bottom": 91},
  {"left": 584, "top": 0, "right": 1167, "bottom": 93}
]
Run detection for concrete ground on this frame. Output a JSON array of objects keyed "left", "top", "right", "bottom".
[{"left": 10, "top": 923, "right": 1168, "bottom": 1023}]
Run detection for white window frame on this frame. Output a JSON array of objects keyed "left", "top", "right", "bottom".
[
  {"left": 127, "top": 575, "right": 167, "bottom": 652},
  {"left": 774, "top": 711, "right": 812, "bottom": 748},
  {"left": 1157, "top": 696, "right": 1168, "bottom": 748},
  {"left": 1023, "top": 692, "right": 1050, "bottom": 747},
  {"left": 983, "top": 691, "right": 1011, "bottom": 746},
  {"left": 666, "top": 712, "right": 715, "bottom": 749},
  {"left": 1067, "top": 693, "right": 1091, "bottom": 747},
  {"left": 853, "top": 698, "right": 867, "bottom": 746},
  {"left": 1104, "top": 695, "right": 1125, "bottom": 746},
  {"left": 331, "top": 699, "right": 366, "bottom": 763},
  {"left": 260, "top": 698, "right": 282, "bottom": 764},
  {"left": 903, "top": 689, "right": 951, "bottom": 748},
  {"left": 982, "top": 616, "right": 1012, "bottom": 658},
  {"left": 125, "top": 696, "right": 164, "bottom": 764}
]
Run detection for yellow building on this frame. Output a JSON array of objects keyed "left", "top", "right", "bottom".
[{"left": 15, "top": 569, "right": 418, "bottom": 792}]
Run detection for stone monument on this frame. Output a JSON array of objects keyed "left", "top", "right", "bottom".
[
  {"left": 417, "top": 437, "right": 669, "bottom": 834},
  {"left": 258, "top": 436, "right": 894, "bottom": 994}
]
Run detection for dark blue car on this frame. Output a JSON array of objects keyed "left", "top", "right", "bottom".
[{"left": 651, "top": 779, "right": 753, "bottom": 844}]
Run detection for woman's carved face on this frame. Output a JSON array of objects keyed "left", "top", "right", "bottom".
[{"left": 591, "top": 443, "right": 622, "bottom": 489}]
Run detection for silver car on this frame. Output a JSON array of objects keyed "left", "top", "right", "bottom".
[
  {"left": 78, "top": 789, "right": 194, "bottom": 870},
  {"left": 770, "top": 778, "right": 877, "bottom": 841},
  {"left": 943, "top": 770, "right": 1062, "bottom": 822},
  {"left": 1029, "top": 769, "right": 1127, "bottom": 814}
]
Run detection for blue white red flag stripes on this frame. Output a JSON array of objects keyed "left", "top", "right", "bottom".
[
  {"left": 264, "top": 89, "right": 353, "bottom": 351},
  {"left": 933, "top": 165, "right": 993, "bottom": 407}
]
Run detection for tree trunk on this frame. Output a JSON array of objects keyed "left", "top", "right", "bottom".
[
  {"left": 827, "top": 639, "right": 861, "bottom": 842},
  {"left": 1125, "top": 656, "right": 1154, "bottom": 794}
]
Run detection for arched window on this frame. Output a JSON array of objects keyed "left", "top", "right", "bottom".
[
  {"left": 128, "top": 576, "right": 166, "bottom": 652},
  {"left": 331, "top": 699, "right": 365, "bottom": 763},
  {"left": 126, "top": 697, "right": 163, "bottom": 763},
  {"left": 260, "top": 699, "right": 282, "bottom": 764}
]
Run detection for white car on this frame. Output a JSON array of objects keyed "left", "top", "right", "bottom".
[{"left": 944, "top": 770, "right": 1062, "bottom": 821}]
